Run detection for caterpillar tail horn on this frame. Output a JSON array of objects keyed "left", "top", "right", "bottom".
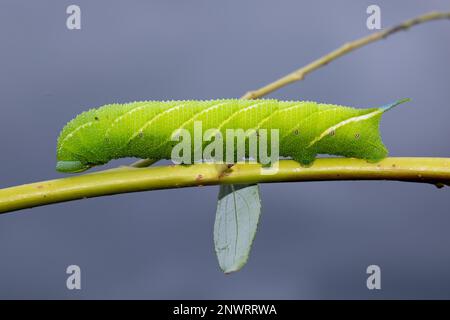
[{"left": 381, "top": 98, "right": 411, "bottom": 112}]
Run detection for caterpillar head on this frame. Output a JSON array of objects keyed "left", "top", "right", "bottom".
[
  {"left": 56, "top": 138, "right": 97, "bottom": 172},
  {"left": 56, "top": 108, "right": 107, "bottom": 173},
  {"left": 56, "top": 134, "right": 102, "bottom": 173}
]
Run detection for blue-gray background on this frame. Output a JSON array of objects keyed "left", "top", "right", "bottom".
[{"left": 0, "top": 0, "right": 449, "bottom": 299}]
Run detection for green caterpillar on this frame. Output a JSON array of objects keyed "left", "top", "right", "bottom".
[{"left": 56, "top": 98, "right": 408, "bottom": 173}]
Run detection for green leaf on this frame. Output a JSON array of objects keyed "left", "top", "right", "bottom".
[{"left": 214, "top": 183, "right": 262, "bottom": 273}]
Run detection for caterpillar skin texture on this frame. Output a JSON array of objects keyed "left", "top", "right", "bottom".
[{"left": 56, "top": 98, "right": 408, "bottom": 173}]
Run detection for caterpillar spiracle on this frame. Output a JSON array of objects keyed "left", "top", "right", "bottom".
[{"left": 56, "top": 98, "right": 408, "bottom": 173}]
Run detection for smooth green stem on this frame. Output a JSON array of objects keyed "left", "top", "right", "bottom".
[{"left": 0, "top": 157, "right": 449, "bottom": 214}]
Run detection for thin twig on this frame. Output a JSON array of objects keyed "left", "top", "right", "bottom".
[{"left": 241, "top": 11, "right": 450, "bottom": 99}]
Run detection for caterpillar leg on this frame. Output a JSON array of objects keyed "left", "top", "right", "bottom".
[{"left": 291, "top": 152, "right": 317, "bottom": 167}]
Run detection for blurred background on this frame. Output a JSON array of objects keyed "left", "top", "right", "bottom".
[{"left": 0, "top": 0, "right": 450, "bottom": 299}]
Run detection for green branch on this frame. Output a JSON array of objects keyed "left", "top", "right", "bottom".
[{"left": 1, "top": 157, "right": 449, "bottom": 214}]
